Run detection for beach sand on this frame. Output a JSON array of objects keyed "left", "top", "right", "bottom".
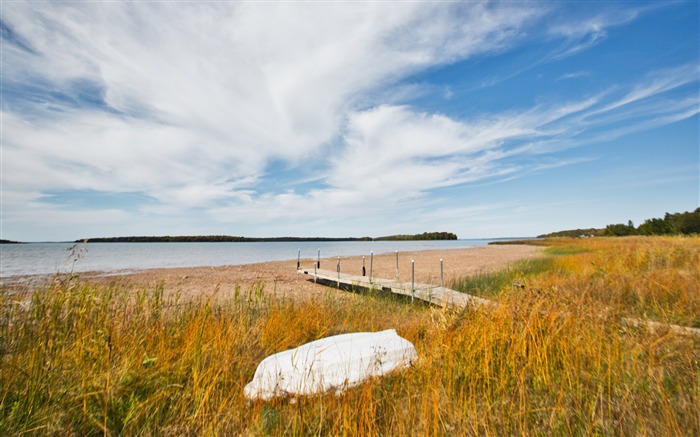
[
  {"left": 3, "top": 244, "right": 542, "bottom": 300},
  {"left": 51, "top": 244, "right": 541, "bottom": 300}
]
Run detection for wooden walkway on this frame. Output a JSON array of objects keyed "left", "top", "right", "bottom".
[
  {"left": 297, "top": 266, "right": 700, "bottom": 337},
  {"left": 297, "top": 267, "right": 494, "bottom": 309}
]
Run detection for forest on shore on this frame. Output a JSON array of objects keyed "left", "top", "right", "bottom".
[{"left": 539, "top": 208, "right": 700, "bottom": 238}]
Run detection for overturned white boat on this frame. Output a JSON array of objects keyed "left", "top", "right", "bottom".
[{"left": 244, "top": 329, "right": 418, "bottom": 400}]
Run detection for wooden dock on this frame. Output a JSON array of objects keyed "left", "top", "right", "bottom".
[
  {"left": 297, "top": 265, "right": 700, "bottom": 337},
  {"left": 297, "top": 267, "right": 494, "bottom": 309}
]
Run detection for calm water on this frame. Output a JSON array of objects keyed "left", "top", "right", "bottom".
[{"left": 0, "top": 239, "right": 516, "bottom": 277}]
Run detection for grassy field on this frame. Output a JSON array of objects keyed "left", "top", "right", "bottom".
[{"left": 1, "top": 236, "right": 699, "bottom": 435}]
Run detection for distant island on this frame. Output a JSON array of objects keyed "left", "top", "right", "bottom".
[
  {"left": 373, "top": 232, "right": 457, "bottom": 241},
  {"left": 78, "top": 232, "right": 458, "bottom": 243},
  {"left": 0, "top": 239, "right": 23, "bottom": 244}
]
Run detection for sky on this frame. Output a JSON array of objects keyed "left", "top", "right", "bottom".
[{"left": 1, "top": 1, "right": 698, "bottom": 242}]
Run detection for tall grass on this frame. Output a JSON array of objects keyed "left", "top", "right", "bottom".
[
  {"left": 450, "top": 256, "right": 557, "bottom": 298},
  {"left": 452, "top": 236, "right": 700, "bottom": 327},
  {"left": 2, "top": 237, "right": 699, "bottom": 435}
]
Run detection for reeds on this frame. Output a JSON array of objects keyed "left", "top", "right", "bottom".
[{"left": 1, "top": 236, "right": 698, "bottom": 435}]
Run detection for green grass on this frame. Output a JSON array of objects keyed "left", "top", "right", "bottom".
[
  {"left": 542, "top": 245, "right": 590, "bottom": 256},
  {"left": 449, "top": 257, "right": 557, "bottom": 298},
  {"left": 1, "top": 237, "right": 699, "bottom": 435}
]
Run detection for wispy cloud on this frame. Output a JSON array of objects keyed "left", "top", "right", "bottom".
[
  {"left": 324, "top": 66, "right": 696, "bottom": 201},
  {"left": 585, "top": 64, "right": 700, "bottom": 117},
  {"left": 1, "top": 1, "right": 697, "bottom": 240},
  {"left": 547, "top": 6, "right": 642, "bottom": 60},
  {"left": 558, "top": 71, "right": 591, "bottom": 81},
  {"left": 204, "top": 63, "right": 697, "bottom": 233},
  {"left": 2, "top": 2, "right": 536, "bottom": 199}
]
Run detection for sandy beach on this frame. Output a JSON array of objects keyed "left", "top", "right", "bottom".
[{"left": 39, "top": 244, "right": 542, "bottom": 300}]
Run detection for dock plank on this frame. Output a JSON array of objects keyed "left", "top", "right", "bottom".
[{"left": 297, "top": 267, "right": 493, "bottom": 309}]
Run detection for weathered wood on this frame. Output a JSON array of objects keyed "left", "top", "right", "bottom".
[
  {"left": 621, "top": 317, "right": 700, "bottom": 337},
  {"left": 297, "top": 267, "right": 494, "bottom": 309}
]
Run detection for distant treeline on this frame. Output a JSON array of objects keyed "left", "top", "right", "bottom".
[
  {"left": 0, "top": 239, "right": 23, "bottom": 244},
  {"left": 79, "top": 232, "right": 458, "bottom": 243},
  {"left": 539, "top": 208, "right": 700, "bottom": 238},
  {"left": 81, "top": 236, "right": 366, "bottom": 243},
  {"left": 374, "top": 232, "right": 457, "bottom": 241},
  {"left": 603, "top": 208, "right": 700, "bottom": 236},
  {"left": 538, "top": 228, "right": 606, "bottom": 238}
]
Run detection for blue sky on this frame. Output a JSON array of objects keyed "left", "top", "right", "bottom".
[{"left": 1, "top": 1, "right": 698, "bottom": 242}]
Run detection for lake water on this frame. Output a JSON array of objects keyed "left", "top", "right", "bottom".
[{"left": 0, "top": 239, "right": 517, "bottom": 277}]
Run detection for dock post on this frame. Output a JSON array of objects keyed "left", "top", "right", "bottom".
[
  {"left": 395, "top": 250, "right": 399, "bottom": 281},
  {"left": 362, "top": 256, "right": 366, "bottom": 276},
  {"left": 314, "top": 262, "right": 317, "bottom": 284},
  {"left": 369, "top": 251, "right": 373, "bottom": 284},
  {"left": 411, "top": 259, "right": 415, "bottom": 303},
  {"left": 440, "top": 258, "right": 444, "bottom": 288},
  {"left": 337, "top": 257, "right": 340, "bottom": 288},
  {"left": 317, "top": 249, "right": 320, "bottom": 269},
  {"left": 297, "top": 249, "right": 300, "bottom": 269}
]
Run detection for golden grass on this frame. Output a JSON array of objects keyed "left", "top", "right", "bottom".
[
  {"left": 526, "top": 236, "right": 699, "bottom": 328},
  {"left": 1, "top": 236, "right": 699, "bottom": 435}
]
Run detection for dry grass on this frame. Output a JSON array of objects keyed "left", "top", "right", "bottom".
[
  {"left": 509, "top": 236, "right": 700, "bottom": 328},
  {"left": 1, "top": 237, "right": 699, "bottom": 435}
]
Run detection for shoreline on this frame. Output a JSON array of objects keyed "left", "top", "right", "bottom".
[
  {"left": 2, "top": 244, "right": 543, "bottom": 300},
  {"left": 1, "top": 239, "right": 518, "bottom": 278}
]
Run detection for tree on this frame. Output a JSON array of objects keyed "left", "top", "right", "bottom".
[
  {"left": 678, "top": 208, "right": 700, "bottom": 234},
  {"left": 638, "top": 218, "right": 672, "bottom": 235},
  {"left": 604, "top": 222, "right": 636, "bottom": 236}
]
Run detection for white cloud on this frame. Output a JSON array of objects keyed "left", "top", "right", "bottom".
[
  {"left": 586, "top": 64, "right": 700, "bottom": 117},
  {"left": 544, "top": 1, "right": 683, "bottom": 63},
  {"left": 208, "top": 63, "right": 698, "bottom": 232},
  {"left": 327, "top": 105, "right": 530, "bottom": 196},
  {"left": 547, "top": 7, "right": 641, "bottom": 59},
  {"left": 1, "top": 1, "right": 697, "bottom": 241},
  {"left": 558, "top": 71, "right": 591, "bottom": 80},
  {"left": 2, "top": 2, "right": 538, "bottom": 206}
]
